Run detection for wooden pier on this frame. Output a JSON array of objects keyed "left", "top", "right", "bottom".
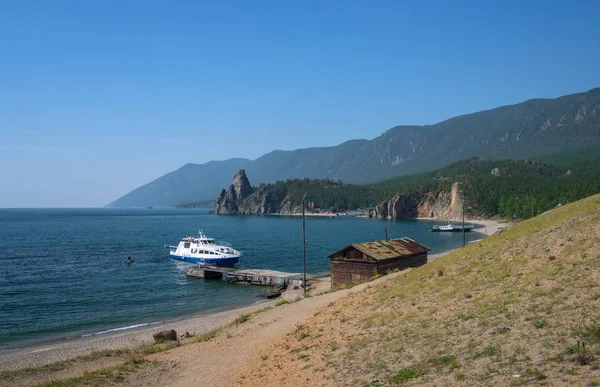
[{"left": 186, "top": 266, "right": 304, "bottom": 288}]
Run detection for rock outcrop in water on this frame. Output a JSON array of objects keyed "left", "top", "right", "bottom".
[
  {"left": 213, "top": 170, "right": 257, "bottom": 214},
  {"left": 212, "top": 171, "right": 312, "bottom": 215}
]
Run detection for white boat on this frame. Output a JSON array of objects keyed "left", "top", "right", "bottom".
[
  {"left": 431, "top": 224, "right": 475, "bottom": 232},
  {"left": 169, "top": 231, "right": 241, "bottom": 265}
]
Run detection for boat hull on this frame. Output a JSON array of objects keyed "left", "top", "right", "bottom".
[
  {"left": 430, "top": 228, "right": 473, "bottom": 232},
  {"left": 170, "top": 254, "right": 239, "bottom": 266}
]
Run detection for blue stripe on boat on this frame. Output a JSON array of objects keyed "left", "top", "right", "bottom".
[{"left": 169, "top": 254, "right": 239, "bottom": 266}]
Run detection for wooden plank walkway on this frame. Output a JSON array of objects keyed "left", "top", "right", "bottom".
[{"left": 186, "top": 266, "right": 305, "bottom": 288}]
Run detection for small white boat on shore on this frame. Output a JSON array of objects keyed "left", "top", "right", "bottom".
[
  {"left": 169, "top": 231, "right": 241, "bottom": 265},
  {"left": 431, "top": 224, "right": 475, "bottom": 232}
]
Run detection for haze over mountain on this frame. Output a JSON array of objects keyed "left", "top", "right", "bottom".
[{"left": 108, "top": 87, "right": 600, "bottom": 208}]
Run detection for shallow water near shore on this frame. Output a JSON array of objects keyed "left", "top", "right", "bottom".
[{"left": 0, "top": 208, "right": 482, "bottom": 349}]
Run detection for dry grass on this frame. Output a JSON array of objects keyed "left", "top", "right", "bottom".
[{"left": 240, "top": 193, "right": 600, "bottom": 386}]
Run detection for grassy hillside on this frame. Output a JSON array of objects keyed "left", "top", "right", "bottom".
[{"left": 241, "top": 193, "right": 600, "bottom": 386}]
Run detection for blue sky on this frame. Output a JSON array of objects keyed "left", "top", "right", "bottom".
[{"left": 1, "top": 0, "right": 599, "bottom": 207}]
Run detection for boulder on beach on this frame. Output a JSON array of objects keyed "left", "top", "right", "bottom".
[{"left": 153, "top": 329, "right": 177, "bottom": 342}]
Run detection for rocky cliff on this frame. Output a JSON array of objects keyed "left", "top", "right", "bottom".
[
  {"left": 370, "top": 183, "right": 465, "bottom": 220},
  {"left": 417, "top": 182, "right": 464, "bottom": 219},
  {"left": 216, "top": 171, "right": 466, "bottom": 218},
  {"left": 213, "top": 170, "right": 255, "bottom": 215},
  {"left": 370, "top": 194, "right": 420, "bottom": 219},
  {"left": 212, "top": 170, "right": 303, "bottom": 215}
]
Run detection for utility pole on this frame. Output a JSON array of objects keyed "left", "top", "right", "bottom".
[
  {"left": 461, "top": 186, "right": 466, "bottom": 248},
  {"left": 302, "top": 193, "right": 307, "bottom": 296},
  {"left": 459, "top": 182, "right": 467, "bottom": 247}
]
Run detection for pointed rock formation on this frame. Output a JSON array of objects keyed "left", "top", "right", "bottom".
[
  {"left": 233, "top": 169, "right": 253, "bottom": 199},
  {"left": 213, "top": 170, "right": 255, "bottom": 214}
]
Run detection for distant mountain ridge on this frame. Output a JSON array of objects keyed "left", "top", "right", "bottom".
[{"left": 107, "top": 87, "right": 600, "bottom": 208}]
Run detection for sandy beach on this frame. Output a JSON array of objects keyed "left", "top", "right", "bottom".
[
  {"left": 0, "top": 300, "right": 272, "bottom": 372},
  {"left": 0, "top": 276, "right": 328, "bottom": 373},
  {"left": 417, "top": 217, "right": 509, "bottom": 236},
  {"left": 467, "top": 218, "right": 509, "bottom": 235},
  {"left": 0, "top": 273, "right": 410, "bottom": 386}
]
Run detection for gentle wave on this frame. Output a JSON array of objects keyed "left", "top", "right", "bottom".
[{"left": 82, "top": 322, "right": 162, "bottom": 337}]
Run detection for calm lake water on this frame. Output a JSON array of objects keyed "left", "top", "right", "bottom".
[{"left": 0, "top": 208, "right": 482, "bottom": 349}]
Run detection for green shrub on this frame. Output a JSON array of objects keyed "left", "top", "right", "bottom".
[
  {"left": 234, "top": 313, "right": 250, "bottom": 324},
  {"left": 391, "top": 367, "right": 422, "bottom": 383}
]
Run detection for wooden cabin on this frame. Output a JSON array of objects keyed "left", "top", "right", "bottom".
[{"left": 328, "top": 237, "right": 431, "bottom": 287}]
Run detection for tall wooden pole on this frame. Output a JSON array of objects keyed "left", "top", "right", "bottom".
[
  {"left": 302, "top": 194, "right": 307, "bottom": 296},
  {"left": 462, "top": 193, "right": 466, "bottom": 248}
]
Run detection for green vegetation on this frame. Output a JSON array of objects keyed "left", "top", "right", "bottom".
[
  {"left": 482, "top": 344, "right": 499, "bottom": 356},
  {"left": 233, "top": 313, "right": 251, "bottom": 324},
  {"left": 257, "top": 178, "right": 379, "bottom": 212},
  {"left": 246, "top": 144, "right": 600, "bottom": 219},
  {"left": 391, "top": 367, "right": 423, "bottom": 383},
  {"left": 372, "top": 144, "right": 600, "bottom": 218},
  {"left": 37, "top": 358, "right": 149, "bottom": 387}
]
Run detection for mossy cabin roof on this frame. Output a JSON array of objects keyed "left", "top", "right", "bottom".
[{"left": 328, "top": 237, "right": 431, "bottom": 261}]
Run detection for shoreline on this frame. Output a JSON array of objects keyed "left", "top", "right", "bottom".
[
  {"left": 0, "top": 218, "right": 509, "bottom": 373},
  {"left": 0, "top": 248, "right": 460, "bottom": 385},
  {"left": 0, "top": 277, "right": 331, "bottom": 372},
  {"left": 269, "top": 212, "right": 510, "bottom": 235},
  {"left": 0, "top": 297, "right": 266, "bottom": 354},
  {"left": 268, "top": 212, "right": 342, "bottom": 217},
  {"left": 0, "top": 298, "right": 274, "bottom": 371},
  {"left": 416, "top": 217, "right": 508, "bottom": 236}
]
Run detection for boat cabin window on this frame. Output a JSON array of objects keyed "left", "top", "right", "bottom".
[{"left": 184, "top": 242, "right": 190, "bottom": 248}]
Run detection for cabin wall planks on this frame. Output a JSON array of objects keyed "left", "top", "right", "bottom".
[
  {"left": 328, "top": 239, "right": 430, "bottom": 287},
  {"left": 330, "top": 260, "right": 378, "bottom": 287}
]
